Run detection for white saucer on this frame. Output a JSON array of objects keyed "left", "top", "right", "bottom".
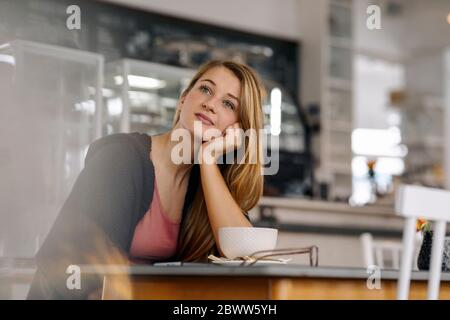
[{"left": 211, "top": 259, "right": 290, "bottom": 266}]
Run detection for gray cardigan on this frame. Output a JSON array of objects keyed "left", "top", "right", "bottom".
[{"left": 28, "top": 132, "right": 247, "bottom": 299}]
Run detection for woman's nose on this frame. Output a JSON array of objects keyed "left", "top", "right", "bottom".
[{"left": 202, "top": 100, "right": 217, "bottom": 113}]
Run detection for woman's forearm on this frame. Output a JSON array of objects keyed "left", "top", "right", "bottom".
[{"left": 199, "top": 162, "right": 253, "bottom": 255}]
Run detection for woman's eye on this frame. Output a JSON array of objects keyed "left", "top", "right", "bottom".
[
  {"left": 223, "top": 100, "right": 235, "bottom": 110},
  {"left": 200, "top": 85, "right": 211, "bottom": 95}
]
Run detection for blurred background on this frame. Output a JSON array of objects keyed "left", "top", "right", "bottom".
[{"left": 0, "top": 0, "right": 450, "bottom": 299}]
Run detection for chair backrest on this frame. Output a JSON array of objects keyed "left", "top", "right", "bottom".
[
  {"left": 396, "top": 184, "right": 450, "bottom": 300},
  {"left": 396, "top": 184, "right": 450, "bottom": 220},
  {"left": 360, "top": 233, "right": 406, "bottom": 270}
]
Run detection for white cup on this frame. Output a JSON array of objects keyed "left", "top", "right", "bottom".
[{"left": 218, "top": 227, "right": 278, "bottom": 259}]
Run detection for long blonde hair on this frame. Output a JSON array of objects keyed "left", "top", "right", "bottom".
[{"left": 173, "top": 60, "right": 266, "bottom": 262}]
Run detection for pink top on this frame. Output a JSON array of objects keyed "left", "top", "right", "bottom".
[{"left": 129, "top": 179, "right": 181, "bottom": 261}]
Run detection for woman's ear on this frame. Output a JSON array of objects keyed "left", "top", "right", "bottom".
[
  {"left": 178, "top": 96, "right": 186, "bottom": 111},
  {"left": 180, "top": 91, "right": 188, "bottom": 104}
]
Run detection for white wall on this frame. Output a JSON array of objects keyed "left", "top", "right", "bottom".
[
  {"left": 405, "top": 52, "right": 445, "bottom": 96},
  {"left": 353, "top": 0, "right": 406, "bottom": 62},
  {"left": 354, "top": 55, "right": 405, "bottom": 129},
  {"left": 102, "top": 0, "right": 303, "bottom": 41},
  {"left": 277, "top": 231, "right": 365, "bottom": 268},
  {"left": 445, "top": 47, "right": 450, "bottom": 189},
  {"left": 354, "top": 0, "right": 450, "bottom": 62}
]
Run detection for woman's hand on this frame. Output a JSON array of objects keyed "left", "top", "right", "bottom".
[{"left": 199, "top": 122, "right": 243, "bottom": 164}]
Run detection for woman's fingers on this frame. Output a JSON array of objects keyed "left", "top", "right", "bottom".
[
  {"left": 224, "top": 122, "right": 243, "bottom": 151},
  {"left": 200, "top": 123, "right": 242, "bottom": 163}
]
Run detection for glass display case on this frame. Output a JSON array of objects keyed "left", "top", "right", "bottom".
[
  {"left": 261, "top": 82, "right": 312, "bottom": 197},
  {"left": 262, "top": 81, "right": 306, "bottom": 153},
  {"left": 0, "top": 40, "right": 104, "bottom": 257},
  {"left": 103, "top": 59, "right": 195, "bottom": 136}
]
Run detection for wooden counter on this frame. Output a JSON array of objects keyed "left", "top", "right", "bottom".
[{"left": 94, "top": 264, "right": 450, "bottom": 300}]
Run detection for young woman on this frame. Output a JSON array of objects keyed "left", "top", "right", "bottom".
[{"left": 28, "top": 60, "right": 266, "bottom": 299}]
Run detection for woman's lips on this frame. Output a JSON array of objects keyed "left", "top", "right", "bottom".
[{"left": 195, "top": 113, "right": 214, "bottom": 126}]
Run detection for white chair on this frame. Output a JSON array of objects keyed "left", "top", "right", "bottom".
[
  {"left": 360, "top": 233, "right": 422, "bottom": 270},
  {"left": 360, "top": 233, "right": 403, "bottom": 269},
  {"left": 396, "top": 184, "right": 450, "bottom": 300}
]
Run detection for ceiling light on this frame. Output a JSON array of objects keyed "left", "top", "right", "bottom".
[
  {"left": 114, "top": 75, "right": 166, "bottom": 89},
  {"left": 0, "top": 54, "right": 15, "bottom": 65}
]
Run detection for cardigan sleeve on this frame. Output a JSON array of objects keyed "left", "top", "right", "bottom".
[{"left": 28, "top": 134, "right": 144, "bottom": 300}]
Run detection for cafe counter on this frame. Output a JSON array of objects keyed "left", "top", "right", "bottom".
[{"left": 91, "top": 263, "right": 450, "bottom": 300}]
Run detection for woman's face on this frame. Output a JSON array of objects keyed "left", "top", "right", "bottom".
[{"left": 177, "top": 66, "right": 241, "bottom": 141}]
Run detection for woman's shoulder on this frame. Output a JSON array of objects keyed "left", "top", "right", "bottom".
[{"left": 85, "top": 132, "right": 151, "bottom": 166}]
